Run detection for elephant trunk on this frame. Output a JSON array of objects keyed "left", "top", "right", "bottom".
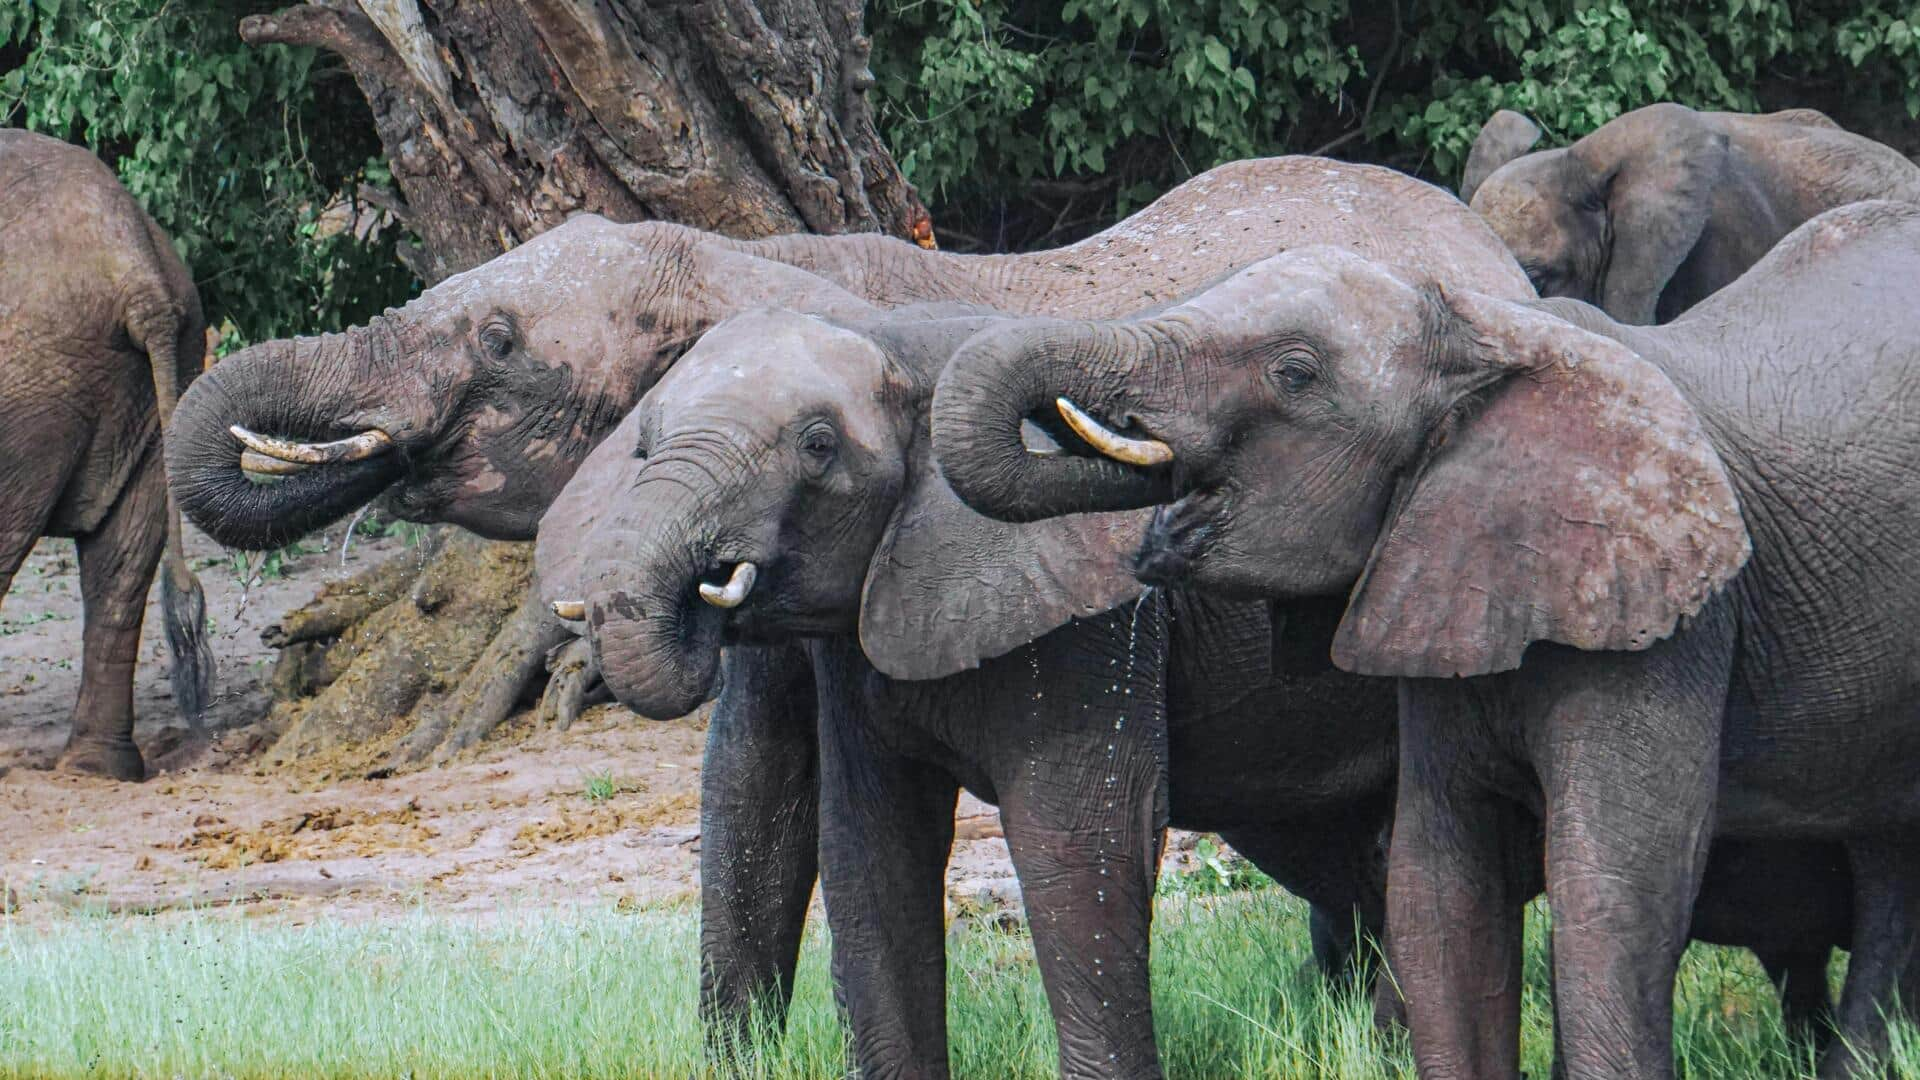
[
  {"left": 583, "top": 492, "right": 730, "bottom": 721},
  {"left": 931, "top": 318, "right": 1178, "bottom": 523},
  {"left": 165, "top": 325, "right": 409, "bottom": 551}
]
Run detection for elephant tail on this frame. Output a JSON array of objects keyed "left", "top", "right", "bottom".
[
  {"left": 134, "top": 301, "right": 216, "bottom": 731},
  {"left": 160, "top": 553, "right": 214, "bottom": 731}
]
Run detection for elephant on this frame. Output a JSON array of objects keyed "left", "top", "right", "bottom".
[
  {"left": 0, "top": 129, "right": 214, "bottom": 780},
  {"left": 929, "top": 200, "right": 1920, "bottom": 1077},
  {"left": 162, "top": 156, "right": 1526, "bottom": 1044},
  {"left": 1460, "top": 103, "right": 1920, "bottom": 324}
]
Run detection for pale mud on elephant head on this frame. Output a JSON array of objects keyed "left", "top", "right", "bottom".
[
  {"left": 932, "top": 246, "right": 1750, "bottom": 677},
  {"left": 166, "top": 217, "right": 875, "bottom": 550}
]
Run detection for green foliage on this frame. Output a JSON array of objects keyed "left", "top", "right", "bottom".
[
  {"left": 1158, "top": 835, "right": 1280, "bottom": 897},
  {"left": 871, "top": 1, "right": 1920, "bottom": 250},
  {"left": 1, "top": 0, "right": 412, "bottom": 343}
]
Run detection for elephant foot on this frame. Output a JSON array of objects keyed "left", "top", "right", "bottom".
[{"left": 55, "top": 737, "right": 146, "bottom": 782}]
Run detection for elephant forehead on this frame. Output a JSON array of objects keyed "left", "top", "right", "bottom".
[
  {"left": 1472, "top": 179, "right": 1554, "bottom": 236},
  {"left": 1176, "top": 250, "right": 1422, "bottom": 357},
  {"left": 655, "top": 310, "right": 887, "bottom": 409}
]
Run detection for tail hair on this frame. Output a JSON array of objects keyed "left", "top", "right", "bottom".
[{"left": 160, "top": 555, "right": 215, "bottom": 731}]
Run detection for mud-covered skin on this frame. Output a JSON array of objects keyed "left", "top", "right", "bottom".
[
  {"left": 931, "top": 202, "right": 1920, "bottom": 1077},
  {"left": 1462, "top": 103, "right": 1920, "bottom": 324},
  {"left": 0, "top": 129, "right": 213, "bottom": 781},
  {"left": 544, "top": 310, "right": 1400, "bottom": 1079}
]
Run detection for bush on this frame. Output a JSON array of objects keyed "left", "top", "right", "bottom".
[{"left": 0, "top": 0, "right": 413, "bottom": 345}]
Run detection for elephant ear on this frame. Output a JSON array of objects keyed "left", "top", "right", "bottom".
[
  {"left": 1460, "top": 110, "right": 1543, "bottom": 203},
  {"left": 860, "top": 433, "right": 1148, "bottom": 681},
  {"left": 1331, "top": 291, "right": 1749, "bottom": 679},
  {"left": 1580, "top": 104, "right": 1729, "bottom": 325}
]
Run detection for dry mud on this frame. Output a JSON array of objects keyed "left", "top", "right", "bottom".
[{"left": 1, "top": 525, "right": 1025, "bottom": 925}]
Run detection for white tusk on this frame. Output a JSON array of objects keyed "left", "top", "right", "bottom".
[
  {"left": 1055, "top": 397, "right": 1173, "bottom": 466},
  {"left": 551, "top": 600, "right": 586, "bottom": 621},
  {"left": 698, "top": 562, "right": 757, "bottom": 609},
  {"left": 240, "top": 450, "right": 308, "bottom": 477},
  {"left": 230, "top": 424, "right": 393, "bottom": 465}
]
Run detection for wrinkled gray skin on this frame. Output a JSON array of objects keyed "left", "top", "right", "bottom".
[
  {"left": 931, "top": 201, "right": 1920, "bottom": 1078},
  {"left": 1463, "top": 103, "right": 1920, "bottom": 324},
  {"left": 166, "top": 157, "right": 1517, "bottom": 1051},
  {"left": 540, "top": 309, "right": 1401, "bottom": 1079},
  {"left": 0, "top": 129, "right": 214, "bottom": 780}
]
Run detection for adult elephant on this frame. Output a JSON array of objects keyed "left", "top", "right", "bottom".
[
  {"left": 930, "top": 201, "right": 1920, "bottom": 1077},
  {"left": 164, "top": 157, "right": 1521, "bottom": 1041},
  {"left": 1460, "top": 103, "right": 1920, "bottom": 324},
  {"left": 0, "top": 129, "right": 214, "bottom": 780}
]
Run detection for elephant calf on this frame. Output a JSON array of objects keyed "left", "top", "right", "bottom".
[
  {"left": 931, "top": 200, "right": 1920, "bottom": 1078},
  {"left": 1462, "top": 103, "right": 1920, "bottom": 324},
  {"left": 0, "top": 129, "right": 213, "bottom": 780}
]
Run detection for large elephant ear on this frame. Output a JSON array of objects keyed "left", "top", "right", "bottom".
[
  {"left": 1331, "top": 291, "right": 1749, "bottom": 678},
  {"left": 1581, "top": 104, "right": 1729, "bottom": 324},
  {"left": 859, "top": 434, "right": 1148, "bottom": 681},
  {"left": 1460, "top": 110, "right": 1543, "bottom": 203}
]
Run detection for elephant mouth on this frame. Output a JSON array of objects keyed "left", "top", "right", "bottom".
[{"left": 1133, "top": 488, "right": 1228, "bottom": 587}]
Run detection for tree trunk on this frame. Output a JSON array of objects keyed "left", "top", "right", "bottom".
[{"left": 238, "top": 0, "right": 926, "bottom": 771}]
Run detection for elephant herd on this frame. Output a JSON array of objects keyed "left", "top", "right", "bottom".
[{"left": 6, "top": 102, "right": 1920, "bottom": 1078}]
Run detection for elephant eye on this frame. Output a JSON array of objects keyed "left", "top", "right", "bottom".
[
  {"left": 479, "top": 320, "right": 516, "bottom": 359},
  {"left": 798, "top": 423, "right": 839, "bottom": 470},
  {"left": 1271, "top": 358, "right": 1317, "bottom": 395}
]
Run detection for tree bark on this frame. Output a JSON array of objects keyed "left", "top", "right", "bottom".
[{"left": 238, "top": 0, "right": 926, "bottom": 770}]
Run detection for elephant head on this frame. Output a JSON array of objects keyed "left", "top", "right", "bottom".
[
  {"left": 931, "top": 247, "right": 1751, "bottom": 678},
  {"left": 1462, "top": 103, "right": 1729, "bottom": 325},
  {"left": 166, "top": 216, "right": 876, "bottom": 550},
  {"left": 537, "top": 307, "right": 1148, "bottom": 718}
]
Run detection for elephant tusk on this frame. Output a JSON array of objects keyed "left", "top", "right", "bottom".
[
  {"left": 1055, "top": 397, "right": 1173, "bottom": 466},
  {"left": 698, "top": 562, "right": 757, "bottom": 609},
  {"left": 239, "top": 450, "right": 309, "bottom": 477},
  {"left": 551, "top": 600, "right": 586, "bottom": 621},
  {"left": 230, "top": 424, "right": 394, "bottom": 466}
]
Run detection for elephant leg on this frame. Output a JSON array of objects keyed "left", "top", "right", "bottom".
[
  {"left": 1819, "top": 839, "right": 1920, "bottom": 1078},
  {"left": 1390, "top": 683, "right": 1533, "bottom": 1079},
  {"left": 1530, "top": 626, "right": 1730, "bottom": 1080},
  {"left": 998, "top": 731, "right": 1168, "bottom": 1077},
  {"left": 1757, "top": 948, "right": 1833, "bottom": 1049},
  {"left": 55, "top": 444, "right": 166, "bottom": 781},
  {"left": 815, "top": 677, "right": 958, "bottom": 1079},
  {"left": 697, "top": 644, "right": 820, "bottom": 1056}
]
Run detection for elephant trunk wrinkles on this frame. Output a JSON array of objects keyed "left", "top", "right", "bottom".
[
  {"left": 587, "top": 480, "right": 729, "bottom": 721},
  {"left": 932, "top": 319, "right": 1175, "bottom": 523},
  {"left": 165, "top": 325, "right": 408, "bottom": 551}
]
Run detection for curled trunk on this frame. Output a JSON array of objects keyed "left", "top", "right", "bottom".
[
  {"left": 579, "top": 487, "right": 729, "bottom": 720},
  {"left": 590, "top": 565, "right": 728, "bottom": 722},
  {"left": 166, "top": 328, "right": 407, "bottom": 551},
  {"left": 931, "top": 320, "right": 1177, "bottom": 523}
]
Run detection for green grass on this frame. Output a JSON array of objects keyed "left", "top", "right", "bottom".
[{"left": 0, "top": 893, "right": 1905, "bottom": 1079}]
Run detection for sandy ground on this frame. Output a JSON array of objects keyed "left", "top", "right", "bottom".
[{"left": 0, "top": 523, "right": 1024, "bottom": 924}]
